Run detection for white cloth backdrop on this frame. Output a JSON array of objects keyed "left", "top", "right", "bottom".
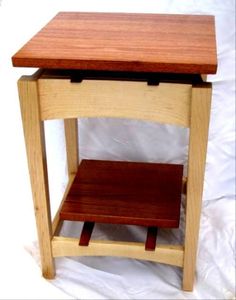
[{"left": 0, "top": 0, "right": 235, "bottom": 299}]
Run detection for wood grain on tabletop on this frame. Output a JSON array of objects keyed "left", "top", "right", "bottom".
[
  {"left": 60, "top": 159, "right": 184, "bottom": 228},
  {"left": 12, "top": 12, "right": 217, "bottom": 74}
]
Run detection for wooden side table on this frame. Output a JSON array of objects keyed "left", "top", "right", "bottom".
[{"left": 12, "top": 12, "right": 217, "bottom": 291}]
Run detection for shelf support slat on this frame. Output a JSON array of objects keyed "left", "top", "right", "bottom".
[
  {"left": 145, "top": 227, "right": 158, "bottom": 251},
  {"left": 79, "top": 222, "right": 95, "bottom": 246}
]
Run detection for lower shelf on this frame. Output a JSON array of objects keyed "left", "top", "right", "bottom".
[{"left": 60, "top": 159, "right": 183, "bottom": 227}]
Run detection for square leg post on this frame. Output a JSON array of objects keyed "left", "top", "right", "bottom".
[
  {"left": 183, "top": 83, "right": 212, "bottom": 291},
  {"left": 18, "top": 74, "right": 55, "bottom": 279},
  {"left": 51, "top": 118, "right": 79, "bottom": 236},
  {"left": 64, "top": 118, "right": 79, "bottom": 175}
]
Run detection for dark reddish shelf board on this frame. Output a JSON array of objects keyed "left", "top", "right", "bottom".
[
  {"left": 12, "top": 12, "right": 217, "bottom": 74},
  {"left": 60, "top": 159, "right": 183, "bottom": 228}
]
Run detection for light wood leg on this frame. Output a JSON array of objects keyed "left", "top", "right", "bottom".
[
  {"left": 52, "top": 119, "right": 78, "bottom": 235},
  {"left": 64, "top": 118, "right": 79, "bottom": 175},
  {"left": 18, "top": 75, "right": 55, "bottom": 279},
  {"left": 182, "top": 83, "right": 212, "bottom": 291}
]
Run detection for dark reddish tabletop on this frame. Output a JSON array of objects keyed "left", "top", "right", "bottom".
[{"left": 12, "top": 12, "right": 217, "bottom": 74}]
